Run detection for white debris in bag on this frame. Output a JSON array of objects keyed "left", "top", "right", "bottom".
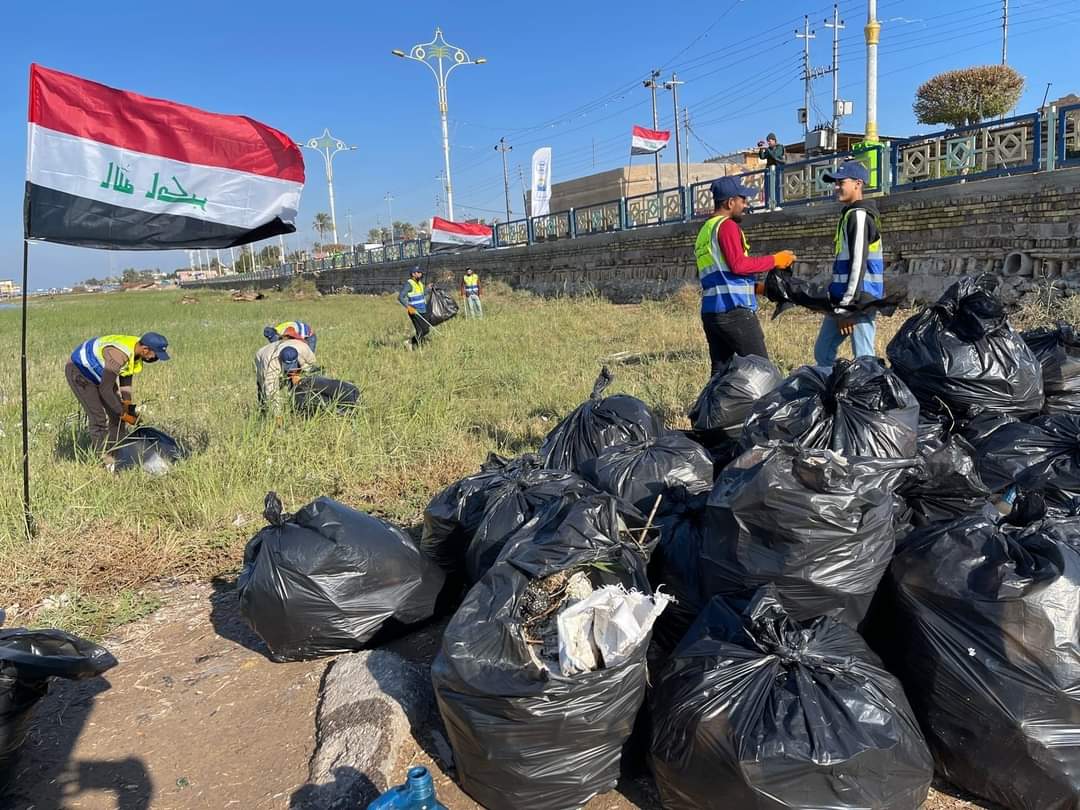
[{"left": 557, "top": 585, "right": 672, "bottom": 676}]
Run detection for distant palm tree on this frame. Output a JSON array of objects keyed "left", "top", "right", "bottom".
[{"left": 312, "top": 212, "right": 333, "bottom": 241}]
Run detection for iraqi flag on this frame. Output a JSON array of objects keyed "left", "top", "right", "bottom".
[
  {"left": 24, "top": 64, "right": 304, "bottom": 250},
  {"left": 430, "top": 216, "right": 493, "bottom": 250},
  {"left": 630, "top": 125, "right": 670, "bottom": 155}
]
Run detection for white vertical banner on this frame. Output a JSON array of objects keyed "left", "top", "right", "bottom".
[{"left": 531, "top": 147, "right": 552, "bottom": 216}]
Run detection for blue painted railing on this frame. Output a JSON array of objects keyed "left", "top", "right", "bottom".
[{"left": 183, "top": 106, "right": 1076, "bottom": 288}]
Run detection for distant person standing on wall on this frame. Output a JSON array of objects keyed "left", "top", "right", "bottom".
[
  {"left": 813, "top": 159, "right": 884, "bottom": 366},
  {"left": 757, "top": 133, "right": 785, "bottom": 167},
  {"left": 695, "top": 176, "right": 797, "bottom": 374},
  {"left": 399, "top": 267, "right": 430, "bottom": 349},
  {"left": 461, "top": 268, "right": 483, "bottom": 319}
]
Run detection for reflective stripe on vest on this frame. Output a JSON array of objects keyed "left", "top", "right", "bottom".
[
  {"left": 694, "top": 215, "right": 756, "bottom": 314},
  {"left": 463, "top": 274, "right": 479, "bottom": 295},
  {"left": 829, "top": 208, "right": 885, "bottom": 302},
  {"left": 274, "top": 321, "right": 312, "bottom": 339},
  {"left": 70, "top": 335, "right": 142, "bottom": 384},
  {"left": 408, "top": 279, "right": 427, "bottom": 313}
]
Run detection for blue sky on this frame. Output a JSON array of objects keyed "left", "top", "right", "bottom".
[{"left": 3, "top": 0, "right": 1078, "bottom": 288}]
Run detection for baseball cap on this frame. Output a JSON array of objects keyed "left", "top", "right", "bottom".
[
  {"left": 139, "top": 332, "right": 170, "bottom": 361},
  {"left": 823, "top": 159, "right": 870, "bottom": 185},
  {"left": 411, "top": 266, "right": 423, "bottom": 276},
  {"left": 711, "top": 176, "right": 759, "bottom": 206}
]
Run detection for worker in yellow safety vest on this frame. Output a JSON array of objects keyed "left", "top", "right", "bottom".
[
  {"left": 460, "top": 268, "right": 483, "bottom": 319},
  {"left": 399, "top": 267, "right": 430, "bottom": 348}
]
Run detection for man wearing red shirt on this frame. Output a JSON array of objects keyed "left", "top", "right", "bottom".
[{"left": 694, "top": 176, "right": 796, "bottom": 374}]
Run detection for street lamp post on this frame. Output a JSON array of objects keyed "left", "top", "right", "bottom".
[
  {"left": 865, "top": 0, "right": 881, "bottom": 143},
  {"left": 302, "top": 129, "right": 357, "bottom": 244},
  {"left": 392, "top": 28, "right": 486, "bottom": 222}
]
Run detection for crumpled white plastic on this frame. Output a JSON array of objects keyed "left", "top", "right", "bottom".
[{"left": 557, "top": 585, "right": 671, "bottom": 675}]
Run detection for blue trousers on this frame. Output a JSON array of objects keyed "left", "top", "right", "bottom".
[{"left": 814, "top": 314, "right": 877, "bottom": 366}]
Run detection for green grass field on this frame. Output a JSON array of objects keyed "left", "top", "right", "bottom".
[{"left": 0, "top": 280, "right": 1066, "bottom": 636}]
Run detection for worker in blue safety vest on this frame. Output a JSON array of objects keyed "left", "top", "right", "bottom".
[
  {"left": 399, "top": 267, "right": 430, "bottom": 349},
  {"left": 461, "top": 268, "right": 483, "bottom": 319},
  {"left": 694, "top": 176, "right": 797, "bottom": 375},
  {"left": 813, "top": 159, "right": 885, "bottom": 366}
]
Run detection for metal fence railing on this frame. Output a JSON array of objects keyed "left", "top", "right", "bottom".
[
  {"left": 181, "top": 105, "right": 1077, "bottom": 288},
  {"left": 890, "top": 112, "right": 1042, "bottom": 191}
]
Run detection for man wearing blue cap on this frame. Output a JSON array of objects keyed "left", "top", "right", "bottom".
[
  {"left": 65, "top": 332, "right": 170, "bottom": 460},
  {"left": 399, "top": 267, "right": 430, "bottom": 349},
  {"left": 694, "top": 175, "right": 797, "bottom": 374},
  {"left": 814, "top": 159, "right": 884, "bottom": 365},
  {"left": 254, "top": 334, "right": 317, "bottom": 415}
]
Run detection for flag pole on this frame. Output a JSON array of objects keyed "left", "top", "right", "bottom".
[{"left": 20, "top": 239, "right": 35, "bottom": 538}]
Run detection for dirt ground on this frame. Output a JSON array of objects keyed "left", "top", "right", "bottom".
[{"left": 3, "top": 581, "right": 995, "bottom": 810}]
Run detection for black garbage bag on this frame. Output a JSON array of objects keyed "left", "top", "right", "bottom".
[
  {"left": 650, "top": 588, "right": 933, "bottom": 810},
  {"left": 879, "top": 510, "right": 1080, "bottom": 809},
  {"left": 538, "top": 367, "right": 664, "bottom": 473},
  {"left": 703, "top": 444, "right": 913, "bottom": 626},
  {"left": 579, "top": 432, "right": 712, "bottom": 518},
  {"left": 899, "top": 431, "right": 990, "bottom": 528},
  {"left": 432, "top": 492, "right": 657, "bottom": 810},
  {"left": 464, "top": 469, "right": 599, "bottom": 584},
  {"left": 763, "top": 267, "right": 905, "bottom": 321},
  {"left": 886, "top": 275, "right": 1044, "bottom": 419},
  {"left": 425, "top": 284, "right": 459, "bottom": 326},
  {"left": 238, "top": 492, "right": 446, "bottom": 661},
  {"left": 968, "top": 413, "right": 1080, "bottom": 514},
  {"left": 687, "top": 354, "right": 782, "bottom": 446},
  {"left": 649, "top": 491, "right": 711, "bottom": 651},
  {"left": 0, "top": 629, "right": 117, "bottom": 764},
  {"left": 292, "top": 376, "right": 359, "bottom": 415},
  {"left": 113, "top": 426, "right": 186, "bottom": 474},
  {"left": 1023, "top": 322, "right": 1080, "bottom": 414},
  {"left": 741, "top": 357, "right": 920, "bottom": 459},
  {"left": 421, "top": 453, "right": 543, "bottom": 574}
]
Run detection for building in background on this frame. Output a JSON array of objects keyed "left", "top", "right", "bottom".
[{"left": 0, "top": 279, "right": 20, "bottom": 299}]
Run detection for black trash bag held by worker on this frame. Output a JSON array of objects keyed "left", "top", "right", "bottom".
[
  {"left": 0, "top": 629, "right": 117, "bottom": 765},
  {"left": 763, "top": 267, "right": 905, "bottom": 321},
  {"left": 886, "top": 275, "right": 1044, "bottom": 419},
  {"left": 292, "top": 376, "right": 360, "bottom": 415},
  {"left": 421, "top": 453, "right": 543, "bottom": 574},
  {"left": 1023, "top": 322, "right": 1080, "bottom": 415},
  {"left": 113, "top": 426, "right": 186, "bottom": 475},
  {"left": 432, "top": 493, "right": 662, "bottom": 810},
  {"left": 650, "top": 587, "right": 932, "bottom": 810},
  {"left": 687, "top": 354, "right": 782, "bottom": 455},
  {"left": 238, "top": 492, "right": 446, "bottom": 661},
  {"left": 579, "top": 432, "right": 712, "bottom": 518},
  {"left": 741, "top": 356, "right": 920, "bottom": 459},
  {"left": 425, "top": 284, "right": 459, "bottom": 326},
  {"left": 968, "top": 413, "right": 1080, "bottom": 515},
  {"left": 703, "top": 444, "right": 912, "bottom": 627},
  {"left": 464, "top": 468, "right": 600, "bottom": 584},
  {"left": 538, "top": 367, "right": 664, "bottom": 473},
  {"left": 878, "top": 509, "right": 1080, "bottom": 810}
]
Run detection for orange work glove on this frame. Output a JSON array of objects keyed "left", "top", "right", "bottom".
[
  {"left": 406, "top": 306, "right": 417, "bottom": 315},
  {"left": 772, "top": 250, "right": 797, "bottom": 269},
  {"left": 121, "top": 410, "right": 138, "bottom": 426}
]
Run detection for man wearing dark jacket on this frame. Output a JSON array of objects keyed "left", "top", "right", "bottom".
[
  {"left": 757, "top": 133, "right": 785, "bottom": 167},
  {"left": 694, "top": 176, "right": 797, "bottom": 374},
  {"left": 813, "top": 159, "right": 884, "bottom": 366}
]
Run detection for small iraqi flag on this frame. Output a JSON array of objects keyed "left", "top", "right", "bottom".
[
  {"left": 630, "top": 125, "right": 671, "bottom": 155},
  {"left": 24, "top": 64, "right": 305, "bottom": 250},
  {"left": 430, "top": 216, "right": 493, "bottom": 249}
]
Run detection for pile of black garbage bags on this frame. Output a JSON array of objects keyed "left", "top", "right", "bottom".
[{"left": 234, "top": 275, "right": 1080, "bottom": 810}]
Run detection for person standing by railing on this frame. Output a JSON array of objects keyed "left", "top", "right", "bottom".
[
  {"left": 694, "top": 177, "right": 797, "bottom": 374},
  {"left": 813, "top": 160, "right": 884, "bottom": 366},
  {"left": 461, "top": 268, "right": 483, "bottom": 318},
  {"left": 757, "top": 133, "right": 785, "bottom": 168}
]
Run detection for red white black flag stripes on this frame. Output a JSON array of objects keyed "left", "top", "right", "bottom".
[
  {"left": 24, "top": 64, "right": 305, "bottom": 250},
  {"left": 429, "top": 216, "right": 493, "bottom": 249},
  {"left": 630, "top": 125, "right": 670, "bottom": 155}
]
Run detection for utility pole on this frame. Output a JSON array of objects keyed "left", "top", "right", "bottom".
[
  {"left": 825, "top": 5, "right": 845, "bottom": 150},
  {"left": 865, "top": 0, "right": 881, "bottom": 142},
  {"left": 664, "top": 74, "right": 685, "bottom": 189},
  {"left": 1001, "top": 0, "right": 1009, "bottom": 64},
  {"left": 495, "top": 137, "right": 513, "bottom": 223},
  {"left": 346, "top": 209, "right": 354, "bottom": 249},
  {"left": 518, "top": 165, "right": 530, "bottom": 217},
  {"left": 643, "top": 69, "right": 663, "bottom": 194},
  {"left": 384, "top": 193, "right": 394, "bottom": 244},
  {"left": 796, "top": 17, "right": 816, "bottom": 135},
  {"left": 683, "top": 108, "right": 692, "bottom": 172},
  {"left": 278, "top": 234, "right": 286, "bottom": 265}
]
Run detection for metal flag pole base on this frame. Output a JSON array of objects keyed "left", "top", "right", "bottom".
[{"left": 20, "top": 239, "right": 36, "bottom": 538}]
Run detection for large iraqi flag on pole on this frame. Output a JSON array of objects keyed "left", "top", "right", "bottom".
[
  {"left": 24, "top": 64, "right": 305, "bottom": 249},
  {"left": 630, "top": 125, "right": 670, "bottom": 155}
]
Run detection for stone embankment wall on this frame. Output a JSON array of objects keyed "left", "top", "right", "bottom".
[{"left": 186, "top": 169, "right": 1080, "bottom": 307}]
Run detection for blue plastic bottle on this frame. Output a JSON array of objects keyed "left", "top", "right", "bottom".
[{"left": 367, "top": 766, "right": 448, "bottom": 810}]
